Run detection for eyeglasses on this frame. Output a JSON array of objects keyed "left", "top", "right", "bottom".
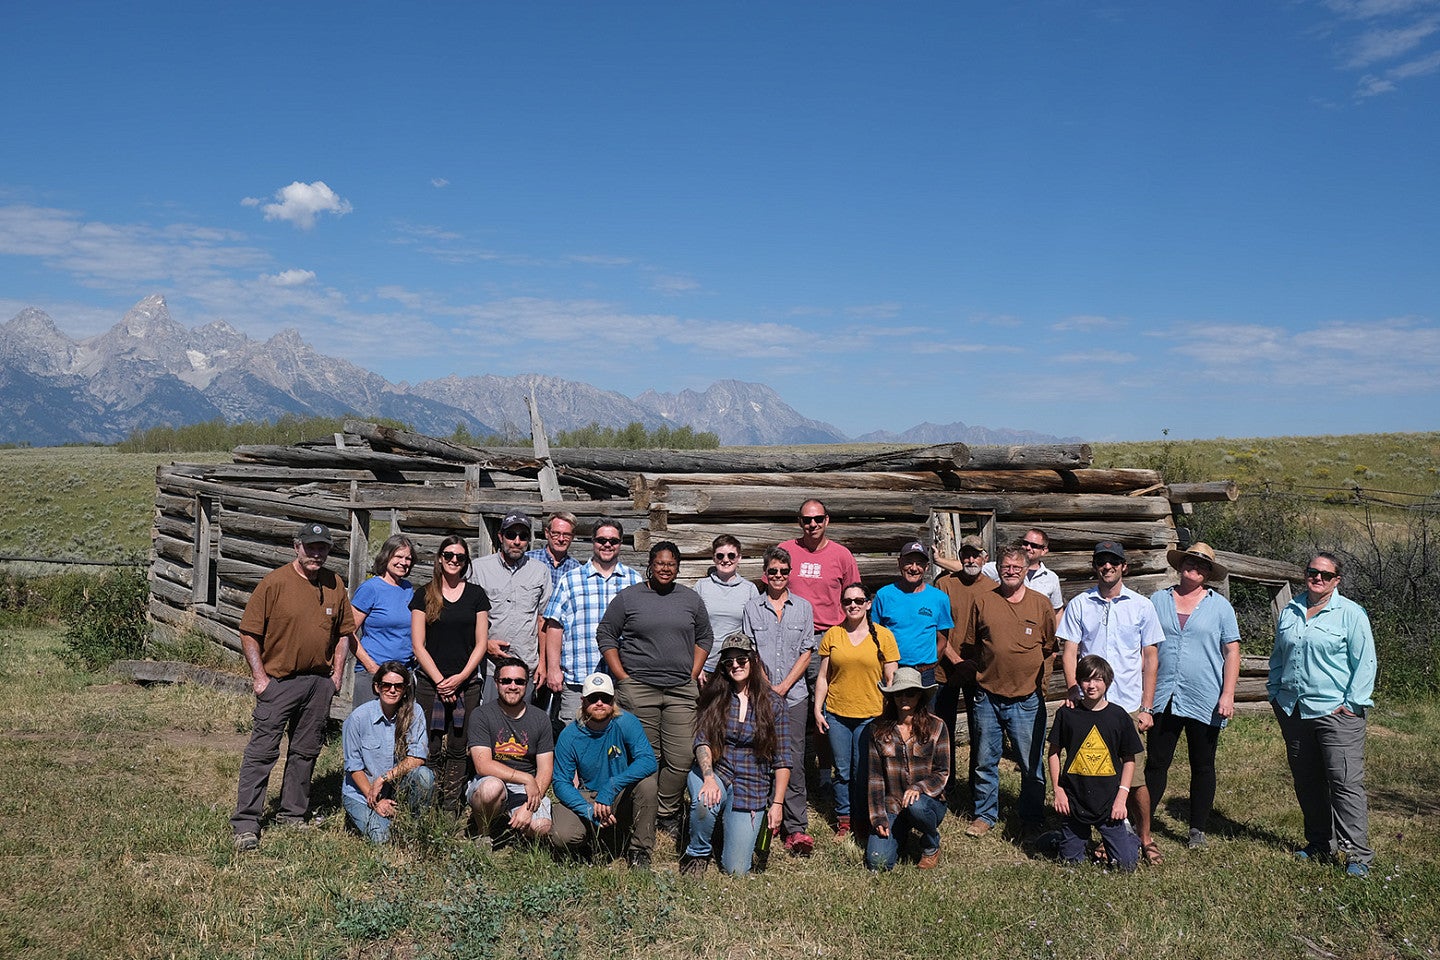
[
  {"left": 1022, "top": 541, "right": 1046, "bottom": 550},
  {"left": 440, "top": 550, "right": 467, "bottom": 562},
  {"left": 501, "top": 529, "right": 531, "bottom": 541},
  {"left": 376, "top": 681, "right": 407, "bottom": 692},
  {"left": 841, "top": 597, "right": 867, "bottom": 607},
  {"left": 496, "top": 676, "right": 527, "bottom": 686},
  {"left": 714, "top": 551, "right": 738, "bottom": 562},
  {"left": 999, "top": 566, "right": 1027, "bottom": 575},
  {"left": 765, "top": 567, "right": 790, "bottom": 576},
  {"left": 593, "top": 537, "right": 622, "bottom": 547},
  {"left": 719, "top": 654, "right": 751, "bottom": 669},
  {"left": 1305, "top": 568, "right": 1339, "bottom": 582},
  {"left": 799, "top": 514, "right": 827, "bottom": 526}
]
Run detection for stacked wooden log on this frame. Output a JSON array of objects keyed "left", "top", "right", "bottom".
[{"left": 148, "top": 422, "right": 1285, "bottom": 715}]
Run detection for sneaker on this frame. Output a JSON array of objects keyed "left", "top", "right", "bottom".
[
  {"left": 627, "top": 849, "right": 652, "bottom": 871},
  {"left": 1187, "top": 829, "right": 1207, "bottom": 850},
  {"left": 784, "top": 832, "right": 814, "bottom": 856},
  {"left": 965, "top": 818, "right": 993, "bottom": 838},
  {"left": 234, "top": 832, "right": 259, "bottom": 852},
  {"left": 917, "top": 849, "right": 941, "bottom": 870},
  {"left": 835, "top": 816, "right": 851, "bottom": 841},
  {"left": 1294, "top": 845, "right": 1328, "bottom": 862},
  {"left": 679, "top": 854, "right": 708, "bottom": 877},
  {"left": 274, "top": 815, "right": 313, "bottom": 831},
  {"left": 1345, "top": 861, "right": 1370, "bottom": 878}
]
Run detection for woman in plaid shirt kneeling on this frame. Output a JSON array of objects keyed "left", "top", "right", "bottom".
[{"left": 866, "top": 668, "right": 950, "bottom": 870}]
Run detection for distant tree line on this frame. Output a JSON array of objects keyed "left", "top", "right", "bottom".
[
  {"left": 115, "top": 415, "right": 407, "bottom": 453},
  {"left": 117, "top": 414, "right": 719, "bottom": 453}
]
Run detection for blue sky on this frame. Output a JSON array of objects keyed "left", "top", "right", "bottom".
[{"left": 2, "top": 1, "right": 1437, "bottom": 442}]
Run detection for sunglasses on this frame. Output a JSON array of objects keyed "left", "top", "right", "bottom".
[
  {"left": 1094, "top": 558, "right": 1123, "bottom": 569},
  {"left": 714, "top": 551, "right": 738, "bottom": 561},
  {"left": 799, "top": 515, "right": 827, "bottom": 526},
  {"left": 765, "top": 567, "right": 791, "bottom": 576},
  {"left": 593, "top": 537, "right": 622, "bottom": 547},
  {"left": 719, "top": 654, "right": 751, "bottom": 669},
  {"left": 501, "top": 529, "right": 532, "bottom": 541},
  {"left": 496, "top": 676, "right": 527, "bottom": 686},
  {"left": 1305, "top": 568, "right": 1339, "bottom": 582},
  {"left": 440, "top": 550, "right": 468, "bottom": 562},
  {"left": 584, "top": 694, "right": 614, "bottom": 705},
  {"left": 376, "top": 680, "right": 407, "bottom": 692},
  {"left": 841, "top": 596, "right": 868, "bottom": 607},
  {"left": 1022, "top": 541, "right": 1046, "bottom": 550}
]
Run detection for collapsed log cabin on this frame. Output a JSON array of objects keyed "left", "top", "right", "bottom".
[{"left": 148, "top": 420, "right": 1285, "bottom": 714}]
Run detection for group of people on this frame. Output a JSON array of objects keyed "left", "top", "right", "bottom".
[{"left": 230, "top": 504, "right": 1378, "bottom": 878}]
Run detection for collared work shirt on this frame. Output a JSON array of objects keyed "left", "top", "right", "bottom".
[
  {"left": 470, "top": 552, "right": 552, "bottom": 668},
  {"left": 1268, "top": 590, "right": 1376, "bottom": 719},
  {"left": 982, "top": 561, "right": 1064, "bottom": 610},
  {"left": 1151, "top": 587, "right": 1241, "bottom": 727},
  {"left": 1057, "top": 585, "right": 1164, "bottom": 713},
  {"left": 543, "top": 560, "right": 642, "bottom": 684},
  {"left": 740, "top": 593, "right": 816, "bottom": 706},
  {"left": 341, "top": 699, "right": 429, "bottom": 805},
  {"left": 695, "top": 692, "right": 794, "bottom": 812},
  {"left": 867, "top": 720, "right": 950, "bottom": 831}
]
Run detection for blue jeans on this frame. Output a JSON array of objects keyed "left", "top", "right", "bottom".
[
  {"left": 866, "top": 793, "right": 946, "bottom": 871},
  {"left": 684, "top": 769, "right": 767, "bottom": 875},
  {"left": 341, "top": 766, "right": 437, "bottom": 842},
  {"left": 823, "top": 712, "right": 872, "bottom": 819},
  {"left": 972, "top": 688, "right": 1047, "bottom": 826}
]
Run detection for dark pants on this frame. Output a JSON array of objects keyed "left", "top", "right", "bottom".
[
  {"left": 1145, "top": 706, "right": 1221, "bottom": 831},
  {"left": 232, "top": 674, "right": 335, "bottom": 835},
  {"left": 415, "top": 673, "right": 481, "bottom": 811},
  {"left": 1059, "top": 816, "right": 1139, "bottom": 871},
  {"left": 550, "top": 786, "right": 637, "bottom": 862},
  {"left": 934, "top": 675, "right": 980, "bottom": 800}
]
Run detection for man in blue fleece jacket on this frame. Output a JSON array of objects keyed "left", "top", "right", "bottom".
[{"left": 549, "top": 673, "right": 658, "bottom": 863}]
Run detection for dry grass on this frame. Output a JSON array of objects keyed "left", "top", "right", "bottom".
[{"left": 0, "top": 626, "right": 1436, "bottom": 960}]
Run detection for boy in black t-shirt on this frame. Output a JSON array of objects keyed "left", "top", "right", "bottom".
[{"left": 1047, "top": 654, "right": 1143, "bottom": 870}]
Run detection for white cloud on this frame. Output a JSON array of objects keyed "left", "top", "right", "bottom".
[
  {"left": 1054, "top": 350, "right": 1139, "bottom": 364},
  {"left": 263, "top": 269, "right": 316, "bottom": 287},
  {"left": 1051, "top": 314, "right": 1125, "bottom": 332},
  {"left": 431, "top": 178, "right": 450, "bottom": 188},
  {"left": 651, "top": 274, "right": 700, "bottom": 294},
  {"left": 1345, "top": 15, "right": 1439, "bottom": 66},
  {"left": 1356, "top": 73, "right": 1399, "bottom": 94},
  {"left": 243, "top": 180, "right": 353, "bottom": 230},
  {"left": 1391, "top": 46, "right": 1440, "bottom": 74},
  {"left": 844, "top": 302, "right": 903, "bottom": 320},
  {"left": 1172, "top": 317, "right": 1439, "bottom": 392}
]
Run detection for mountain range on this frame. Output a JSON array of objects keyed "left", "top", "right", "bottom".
[{"left": 0, "top": 295, "right": 1071, "bottom": 447}]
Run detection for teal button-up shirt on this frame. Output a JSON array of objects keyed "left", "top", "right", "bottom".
[{"left": 1267, "top": 590, "right": 1376, "bottom": 719}]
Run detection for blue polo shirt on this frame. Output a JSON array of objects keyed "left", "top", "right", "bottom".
[{"left": 872, "top": 581, "right": 954, "bottom": 667}]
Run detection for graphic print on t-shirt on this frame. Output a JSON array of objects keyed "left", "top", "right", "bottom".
[
  {"left": 1066, "top": 725, "right": 1117, "bottom": 777},
  {"left": 494, "top": 725, "right": 531, "bottom": 763}
]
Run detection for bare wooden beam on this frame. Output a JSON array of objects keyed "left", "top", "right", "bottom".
[
  {"left": 960, "top": 444, "right": 1093, "bottom": 470},
  {"left": 1165, "top": 481, "right": 1240, "bottom": 503},
  {"left": 527, "top": 389, "right": 564, "bottom": 503}
]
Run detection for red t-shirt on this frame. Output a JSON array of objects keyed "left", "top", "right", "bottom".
[{"left": 779, "top": 538, "right": 860, "bottom": 630}]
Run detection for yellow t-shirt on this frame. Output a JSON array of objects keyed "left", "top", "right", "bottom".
[{"left": 819, "top": 623, "right": 900, "bottom": 719}]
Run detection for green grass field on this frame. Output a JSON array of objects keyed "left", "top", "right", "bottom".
[{"left": 0, "top": 626, "right": 1435, "bottom": 960}]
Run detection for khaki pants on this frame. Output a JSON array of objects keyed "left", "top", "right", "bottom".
[{"left": 616, "top": 677, "right": 697, "bottom": 854}]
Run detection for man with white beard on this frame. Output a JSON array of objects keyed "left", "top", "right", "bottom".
[{"left": 934, "top": 535, "right": 999, "bottom": 799}]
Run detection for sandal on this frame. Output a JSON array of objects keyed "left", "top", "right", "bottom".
[
  {"left": 1090, "top": 842, "right": 1110, "bottom": 865},
  {"left": 1142, "top": 840, "right": 1165, "bottom": 866}
]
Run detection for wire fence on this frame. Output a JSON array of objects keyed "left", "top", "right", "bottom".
[{"left": 0, "top": 554, "right": 146, "bottom": 568}]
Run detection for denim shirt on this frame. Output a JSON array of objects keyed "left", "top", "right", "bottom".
[
  {"left": 741, "top": 593, "right": 816, "bottom": 707},
  {"left": 1151, "top": 587, "right": 1241, "bottom": 727}
]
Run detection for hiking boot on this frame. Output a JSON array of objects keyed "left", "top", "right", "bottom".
[
  {"left": 965, "top": 818, "right": 993, "bottom": 838},
  {"left": 627, "top": 849, "right": 652, "bottom": 871},
  {"left": 655, "top": 814, "right": 682, "bottom": 841},
  {"left": 784, "top": 832, "right": 814, "bottom": 856},
  {"left": 918, "top": 848, "right": 941, "bottom": 870},
  {"left": 679, "top": 854, "right": 709, "bottom": 877},
  {"left": 234, "top": 832, "right": 259, "bottom": 852}
]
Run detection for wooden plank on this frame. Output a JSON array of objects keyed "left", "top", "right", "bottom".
[
  {"left": 216, "top": 508, "right": 352, "bottom": 549},
  {"left": 154, "top": 534, "right": 195, "bottom": 566},
  {"left": 232, "top": 444, "right": 466, "bottom": 472},
  {"left": 960, "top": 444, "right": 1093, "bottom": 470},
  {"left": 112, "top": 659, "right": 251, "bottom": 696},
  {"left": 1165, "top": 481, "right": 1240, "bottom": 503},
  {"left": 638, "top": 521, "right": 930, "bottom": 556},
  {"left": 348, "top": 495, "right": 370, "bottom": 591},
  {"left": 1213, "top": 550, "right": 1302, "bottom": 582},
  {"left": 528, "top": 389, "right": 564, "bottom": 503},
  {"left": 148, "top": 598, "right": 242, "bottom": 652},
  {"left": 1058, "top": 572, "right": 1173, "bottom": 601},
  {"left": 992, "top": 519, "right": 1176, "bottom": 551},
  {"left": 650, "top": 487, "right": 1175, "bottom": 521},
  {"left": 156, "top": 473, "right": 352, "bottom": 526},
  {"left": 1040, "top": 549, "right": 1172, "bottom": 578}
]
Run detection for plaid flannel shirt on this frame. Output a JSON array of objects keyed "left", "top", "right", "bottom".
[
  {"left": 867, "top": 719, "right": 950, "bottom": 830},
  {"left": 544, "top": 560, "right": 641, "bottom": 684},
  {"left": 695, "top": 691, "right": 793, "bottom": 812}
]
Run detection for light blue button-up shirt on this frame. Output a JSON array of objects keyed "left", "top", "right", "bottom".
[
  {"left": 1267, "top": 590, "right": 1376, "bottom": 719},
  {"left": 1151, "top": 587, "right": 1241, "bottom": 727}
]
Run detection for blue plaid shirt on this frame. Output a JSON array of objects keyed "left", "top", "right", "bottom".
[
  {"left": 544, "top": 560, "right": 641, "bottom": 685},
  {"left": 695, "top": 691, "right": 793, "bottom": 812},
  {"left": 526, "top": 547, "right": 582, "bottom": 587}
]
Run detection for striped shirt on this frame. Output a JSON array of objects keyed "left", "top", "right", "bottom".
[{"left": 543, "top": 560, "right": 641, "bottom": 685}]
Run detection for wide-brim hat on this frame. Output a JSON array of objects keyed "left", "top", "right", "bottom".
[
  {"left": 1166, "top": 542, "right": 1229, "bottom": 581},
  {"left": 878, "top": 666, "right": 938, "bottom": 695}
]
